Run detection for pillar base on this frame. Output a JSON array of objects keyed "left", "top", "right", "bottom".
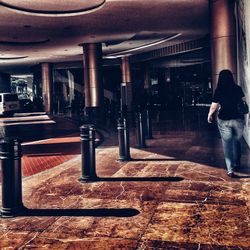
[
  {"left": 78, "top": 175, "right": 98, "bottom": 183},
  {"left": 0, "top": 204, "right": 25, "bottom": 218},
  {"left": 117, "top": 156, "right": 131, "bottom": 162}
]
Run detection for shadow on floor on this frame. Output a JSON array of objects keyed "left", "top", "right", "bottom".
[
  {"left": 234, "top": 174, "right": 250, "bottom": 179},
  {"left": 16, "top": 207, "right": 140, "bottom": 217},
  {"left": 128, "top": 158, "right": 185, "bottom": 162}
]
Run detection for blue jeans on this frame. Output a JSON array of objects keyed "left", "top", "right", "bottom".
[{"left": 217, "top": 118, "right": 244, "bottom": 173}]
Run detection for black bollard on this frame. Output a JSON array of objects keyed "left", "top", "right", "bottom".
[
  {"left": 79, "top": 125, "right": 98, "bottom": 182},
  {"left": 120, "top": 104, "right": 128, "bottom": 120},
  {"left": 136, "top": 112, "right": 146, "bottom": 148},
  {"left": 0, "top": 138, "right": 24, "bottom": 218},
  {"left": 145, "top": 109, "right": 153, "bottom": 139},
  {"left": 117, "top": 117, "right": 131, "bottom": 161}
]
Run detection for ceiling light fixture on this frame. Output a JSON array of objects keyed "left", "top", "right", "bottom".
[
  {"left": 106, "top": 33, "right": 181, "bottom": 58},
  {"left": 0, "top": 39, "right": 50, "bottom": 46},
  {"left": 0, "top": 56, "right": 28, "bottom": 60},
  {"left": 181, "top": 58, "right": 205, "bottom": 63},
  {"left": 0, "top": 0, "right": 106, "bottom": 17}
]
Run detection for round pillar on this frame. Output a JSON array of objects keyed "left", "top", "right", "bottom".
[
  {"left": 82, "top": 43, "right": 103, "bottom": 107},
  {"left": 41, "top": 63, "right": 53, "bottom": 113},
  {"left": 121, "top": 57, "right": 131, "bottom": 83},
  {"left": 210, "top": 0, "right": 237, "bottom": 89},
  {"left": 121, "top": 57, "right": 133, "bottom": 110}
]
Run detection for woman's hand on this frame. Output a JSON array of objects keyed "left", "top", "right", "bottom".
[
  {"left": 207, "top": 102, "right": 219, "bottom": 123},
  {"left": 207, "top": 113, "right": 213, "bottom": 123}
]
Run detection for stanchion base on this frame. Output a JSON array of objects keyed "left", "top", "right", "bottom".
[
  {"left": 78, "top": 176, "right": 99, "bottom": 183},
  {"left": 136, "top": 145, "right": 147, "bottom": 149},
  {"left": 117, "top": 156, "right": 132, "bottom": 162},
  {"left": 0, "top": 204, "right": 26, "bottom": 218}
]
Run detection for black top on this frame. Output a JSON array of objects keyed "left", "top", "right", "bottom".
[{"left": 212, "top": 85, "right": 244, "bottom": 120}]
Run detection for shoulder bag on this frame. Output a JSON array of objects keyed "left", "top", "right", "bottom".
[{"left": 237, "top": 99, "right": 249, "bottom": 114}]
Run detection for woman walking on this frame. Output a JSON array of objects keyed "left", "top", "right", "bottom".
[{"left": 207, "top": 69, "right": 248, "bottom": 178}]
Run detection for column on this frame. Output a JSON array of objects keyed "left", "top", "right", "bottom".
[
  {"left": 68, "top": 70, "right": 75, "bottom": 105},
  {"left": 121, "top": 56, "right": 133, "bottom": 112},
  {"left": 210, "top": 0, "right": 237, "bottom": 89},
  {"left": 82, "top": 43, "right": 104, "bottom": 122},
  {"left": 41, "top": 63, "right": 53, "bottom": 113},
  {"left": 143, "top": 69, "right": 151, "bottom": 90}
]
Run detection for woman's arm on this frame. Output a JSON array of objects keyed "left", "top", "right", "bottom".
[
  {"left": 242, "top": 97, "right": 249, "bottom": 127},
  {"left": 244, "top": 114, "right": 248, "bottom": 127},
  {"left": 207, "top": 102, "right": 219, "bottom": 123}
]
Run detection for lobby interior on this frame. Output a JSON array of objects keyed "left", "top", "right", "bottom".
[{"left": 0, "top": 0, "right": 250, "bottom": 249}]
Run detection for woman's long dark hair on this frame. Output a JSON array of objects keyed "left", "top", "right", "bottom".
[{"left": 216, "top": 69, "right": 236, "bottom": 91}]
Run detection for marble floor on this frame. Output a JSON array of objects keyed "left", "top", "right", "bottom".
[{"left": 0, "top": 115, "right": 250, "bottom": 249}]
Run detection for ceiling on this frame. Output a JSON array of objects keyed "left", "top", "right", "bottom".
[{"left": 0, "top": 0, "right": 210, "bottom": 74}]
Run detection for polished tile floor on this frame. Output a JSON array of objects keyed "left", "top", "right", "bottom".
[{"left": 0, "top": 111, "right": 250, "bottom": 249}]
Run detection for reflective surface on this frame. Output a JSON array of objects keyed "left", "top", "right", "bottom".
[{"left": 0, "top": 111, "right": 250, "bottom": 249}]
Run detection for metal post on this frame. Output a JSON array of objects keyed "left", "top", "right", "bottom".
[
  {"left": 79, "top": 125, "right": 98, "bottom": 182},
  {"left": 89, "top": 126, "right": 97, "bottom": 178},
  {"left": 136, "top": 112, "right": 146, "bottom": 148},
  {"left": 123, "top": 117, "right": 131, "bottom": 160},
  {"left": 120, "top": 104, "right": 128, "bottom": 120},
  {"left": 117, "top": 117, "right": 131, "bottom": 161},
  {"left": 0, "top": 138, "right": 24, "bottom": 218},
  {"left": 120, "top": 82, "right": 129, "bottom": 124},
  {"left": 145, "top": 109, "right": 153, "bottom": 139}
]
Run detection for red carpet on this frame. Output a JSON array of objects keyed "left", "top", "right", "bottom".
[{"left": 21, "top": 135, "right": 80, "bottom": 177}]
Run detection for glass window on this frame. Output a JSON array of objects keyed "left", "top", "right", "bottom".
[{"left": 3, "top": 94, "right": 18, "bottom": 102}]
